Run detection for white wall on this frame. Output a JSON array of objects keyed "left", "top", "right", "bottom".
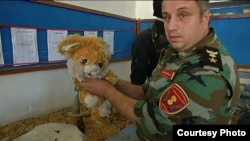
[
  {"left": 136, "top": 1, "right": 155, "bottom": 19},
  {"left": 56, "top": 0, "right": 137, "bottom": 19},
  {"left": 57, "top": 0, "right": 155, "bottom": 19},
  {"left": 0, "top": 1, "right": 154, "bottom": 126},
  {"left": 0, "top": 69, "right": 75, "bottom": 125}
]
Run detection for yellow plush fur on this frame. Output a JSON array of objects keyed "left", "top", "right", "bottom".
[{"left": 58, "top": 34, "right": 117, "bottom": 125}]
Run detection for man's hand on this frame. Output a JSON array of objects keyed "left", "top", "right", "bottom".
[{"left": 81, "top": 79, "right": 116, "bottom": 98}]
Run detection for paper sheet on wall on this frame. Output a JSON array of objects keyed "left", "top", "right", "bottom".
[
  {"left": 47, "top": 30, "right": 68, "bottom": 61},
  {"left": 11, "top": 27, "right": 39, "bottom": 66},
  {"left": 84, "top": 31, "right": 98, "bottom": 37},
  {"left": 0, "top": 31, "right": 4, "bottom": 65},
  {"left": 103, "top": 30, "right": 114, "bottom": 54}
]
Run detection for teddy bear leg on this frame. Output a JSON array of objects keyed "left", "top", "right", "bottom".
[
  {"left": 91, "top": 106, "right": 112, "bottom": 126},
  {"left": 66, "top": 111, "right": 85, "bottom": 132},
  {"left": 81, "top": 105, "right": 91, "bottom": 117}
]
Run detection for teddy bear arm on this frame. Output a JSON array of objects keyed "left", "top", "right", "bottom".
[{"left": 104, "top": 70, "right": 118, "bottom": 85}]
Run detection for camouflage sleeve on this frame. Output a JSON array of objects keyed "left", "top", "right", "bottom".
[
  {"left": 172, "top": 69, "right": 234, "bottom": 124},
  {"left": 134, "top": 68, "right": 235, "bottom": 140}
]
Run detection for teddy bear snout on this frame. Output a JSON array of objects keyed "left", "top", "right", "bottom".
[{"left": 84, "top": 65, "right": 102, "bottom": 78}]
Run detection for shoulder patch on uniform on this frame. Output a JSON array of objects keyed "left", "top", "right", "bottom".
[
  {"left": 160, "top": 69, "right": 175, "bottom": 80},
  {"left": 159, "top": 83, "right": 189, "bottom": 114},
  {"left": 201, "top": 46, "right": 223, "bottom": 71}
]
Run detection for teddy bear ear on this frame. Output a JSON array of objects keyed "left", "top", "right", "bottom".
[
  {"left": 60, "top": 43, "right": 80, "bottom": 57},
  {"left": 63, "top": 42, "right": 79, "bottom": 52}
]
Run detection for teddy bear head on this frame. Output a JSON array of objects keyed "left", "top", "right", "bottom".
[{"left": 58, "top": 34, "right": 112, "bottom": 81}]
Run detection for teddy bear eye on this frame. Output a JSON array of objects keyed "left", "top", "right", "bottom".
[
  {"left": 98, "top": 63, "right": 103, "bottom": 68},
  {"left": 81, "top": 59, "right": 88, "bottom": 64}
]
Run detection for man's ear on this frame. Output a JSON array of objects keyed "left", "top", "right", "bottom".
[{"left": 202, "top": 10, "right": 211, "bottom": 25}]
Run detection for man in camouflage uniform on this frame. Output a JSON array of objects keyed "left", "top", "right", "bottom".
[{"left": 81, "top": 0, "right": 241, "bottom": 140}]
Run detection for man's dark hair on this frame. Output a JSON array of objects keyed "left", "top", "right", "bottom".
[{"left": 153, "top": 0, "right": 163, "bottom": 18}]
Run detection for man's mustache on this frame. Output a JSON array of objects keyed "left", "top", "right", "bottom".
[{"left": 168, "top": 31, "right": 181, "bottom": 37}]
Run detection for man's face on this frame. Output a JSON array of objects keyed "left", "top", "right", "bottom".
[{"left": 162, "top": 0, "right": 210, "bottom": 52}]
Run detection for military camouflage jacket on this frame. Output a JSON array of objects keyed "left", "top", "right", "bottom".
[{"left": 134, "top": 28, "right": 241, "bottom": 141}]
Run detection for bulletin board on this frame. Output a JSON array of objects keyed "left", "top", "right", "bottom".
[
  {"left": 0, "top": 0, "right": 135, "bottom": 74},
  {"left": 136, "top": 19, "right": 154, "bottom": 34},
  {"left": 137, "top": 13, "right": 250, "bottom": 66},
  {"left": 210, "top": 14, "right": 250, "bottom": 65}
]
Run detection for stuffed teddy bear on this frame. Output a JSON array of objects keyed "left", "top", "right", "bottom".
[{"left": 57, "top": 34, "right": 118, "bottom": 125}]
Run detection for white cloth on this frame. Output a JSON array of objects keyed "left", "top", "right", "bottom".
[{"left": 13, "top": 123, "right": 87, "bottom": 141}]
